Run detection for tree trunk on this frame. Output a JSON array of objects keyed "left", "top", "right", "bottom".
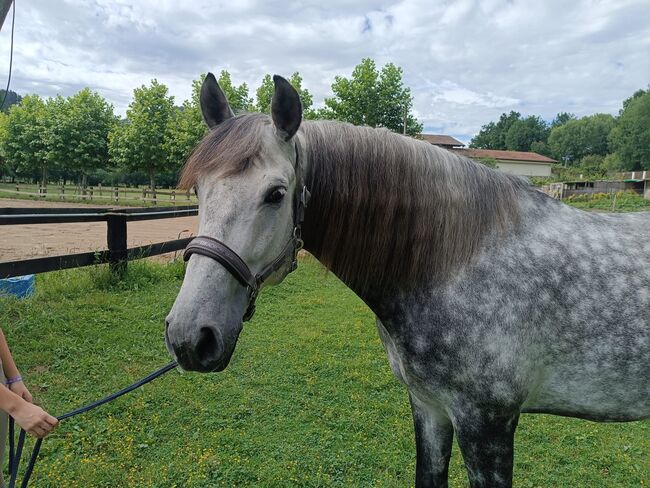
[
  {"left": 149, "top": 166, "right": 156, "bottom": 191},
  {"left": 41, "top": 165, "right": 48, "bottom": 188},
  {"left": 81, "top": 172, "right": 88, "bottom": 188}
]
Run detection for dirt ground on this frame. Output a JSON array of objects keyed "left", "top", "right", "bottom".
[{"left": 0, "top": 198, "right": 199, "bottom": 262}]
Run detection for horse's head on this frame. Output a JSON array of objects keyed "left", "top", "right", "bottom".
[{"left": 166, "top": 73, "right": 304, "bottom": 372}]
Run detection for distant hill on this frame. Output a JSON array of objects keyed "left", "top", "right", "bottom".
[{"left": 1, "top": 89, "right": 22, "bottom": 111}]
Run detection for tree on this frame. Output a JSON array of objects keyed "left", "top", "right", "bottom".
[
  {"left": 470, "top": 111, "right": 521, "bottom": 149},
  {"left": 165, "top": 74, "right": 209, "bottom": 170},
  {"left": 255, "top": 72, "right": 315, "bottom": 118},
  {"left": 216, "top": 71, "right": 252, "bottom": 113},
  {"left": 0, "top": 110, "right": 10, "bottom": 178},
  {"left": 322, "top": 58, "right": 422, "bottom": 135},
  {"left": 551, "top": 112, "right": 576, "bottom": 128},
  {"left": 0, "top": 95, "right": 51, "bottom": 185},
  {"left": 108, "top": 80, "right": 175, "bottom": 189},
  {"left": 504, "top": 116, "right": 549, "bottom": 152},
  {"left": 547, "top": 113, "right": 615, "bottom": 165},
  {"left": 0, "top": 89, "right": 22, "bottom": 112},
  {"left": 609, "top": 88, "right": 650, "bottom": 170},
  {"left": 47, "top": 88, "right": 117, "bottom": 186}
]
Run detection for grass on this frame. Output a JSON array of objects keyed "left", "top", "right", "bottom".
[
  {"left": 564, "top": 190, "right": 650, "bottom": 212},
  {"left": 0, "top": 258, "right": 648, "bottom": 487}
]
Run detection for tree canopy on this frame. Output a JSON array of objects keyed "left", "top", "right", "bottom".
[
  {"left": 321, "top": 58, "right": 422, "bottom": 135},
  {"left": 0, "top": 89, "right": 22, "bottom": 112},
  {"left": 547, "top": 113, "right": 615, "bottom": 164},
  {"left": 47, "top": 88, "right": 117, "bottom": 185},
  {"left": 0, "top": 95, "right": 51, "bottom": 184},
  {"left": 108, "top": 80, "right": 175, "bottom": 189},
  {"left": 608, "top": 88, "right": 650, "bottom": 170},
  {"left": 470, "top": 111, "right": 521, "bottom": 149},
  {"left": 504, "top": 116, "right": 549, "bottom": 152}
]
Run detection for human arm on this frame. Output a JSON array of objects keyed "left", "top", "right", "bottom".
[{"left": 0, "top": 329, "right": 58, "bottom": 437}]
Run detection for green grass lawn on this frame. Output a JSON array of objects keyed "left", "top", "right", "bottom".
[{"left": 0, "top": 259, "right": 648, "bottom": 487}]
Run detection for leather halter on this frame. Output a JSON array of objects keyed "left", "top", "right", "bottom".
[{"left": 183, "top": 140, "right": 310, "bottom": 321}]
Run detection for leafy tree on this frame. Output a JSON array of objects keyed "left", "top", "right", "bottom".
[
  {"left": 255, "top": 72, "right": 315, "bottom": 118},
  {"left": 322, "top": 58, "right": 422, "bottom": 135},
  {"left": 551, "top": 112, "right": 576, "bottom": 128},
  {"left": 0, "top": 111, "right": 10, "bottom": 178},
  {"left": 0, "top": 89, "right": 22, "bottom": 112},
  {"left": 548, "top": 114, "right": 615, "bottom": 165},
  {"left": 530, "top": 140, "right": 552, "bottom": 157},
  {"left": 47, "top": 88, "right": 117, "bottom": 186},
  {"left": 577, "top": 154, "right": 607, "bottom": 177},
  {"left": 504, "top": 116, "right": 549, "bottom": 152},
  {"left": 108, "top": 80, "right": 175, "bottom": 189},
  {"left": 165, "top": 74, "right": 208, "bottom": 170},
  {"left": 470, "top": 111, "right": 521, "bottom": 149},
  {"left": 0, "top": 95, "right": 51, "bottom": 185},
  {"left": 609, "top": 88, "right": 650, "bottom": 170},
  {"left": 216, "top": 71, "right": 252, "bottom": 112}
]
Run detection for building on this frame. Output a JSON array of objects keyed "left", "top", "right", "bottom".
[
  {"left": 546, "top": 172, "right": 650, "bottom": 200},
  {"left": 419, "top": 134, "right": 465, "bottom": 151},
  {"left": 453, "top": 149, "right": 557, "bottom": 177}
]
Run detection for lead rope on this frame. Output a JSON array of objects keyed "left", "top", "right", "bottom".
[{"left": 7, "top": 361, "right": 177, "bottom": 488}]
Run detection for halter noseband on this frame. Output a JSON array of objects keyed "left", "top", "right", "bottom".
[{"left": 182, "top": 141, "right": 310, "bottom": 321}]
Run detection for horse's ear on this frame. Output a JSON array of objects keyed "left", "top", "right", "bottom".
[
  {"left": 200, "top": 72, "right": 234, "bottom": 128},
  {"left": 271, "top": 75, "right": 302, "bottom": 141}
]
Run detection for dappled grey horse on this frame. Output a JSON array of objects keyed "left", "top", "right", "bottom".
[{"left": 165, "top": 73, "right": 649, "bottom": 487}]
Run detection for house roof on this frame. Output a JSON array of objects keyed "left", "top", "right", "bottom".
[
  {"left": 420, "top": 134, "right": 465, "bottom": 147},
  {"left": 454, "top": 148, "right": 557, "bottom": 164}
]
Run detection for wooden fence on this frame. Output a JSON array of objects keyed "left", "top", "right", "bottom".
[
  {"left": 0, "top": 205, "right": 199, "bottom": 279},
  {"left": 0, "top": 184, "right": 197, "bottom": 205}
]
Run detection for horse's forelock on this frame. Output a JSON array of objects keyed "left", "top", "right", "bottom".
[{"left": 178, "top": 113, "right": 271, "bottom": 189}]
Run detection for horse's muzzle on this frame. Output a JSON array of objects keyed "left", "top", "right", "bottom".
[{"left": 165, "top": 321, "right": 228, "bottom": 372}]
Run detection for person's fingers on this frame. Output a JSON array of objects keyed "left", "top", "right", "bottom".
[
  {"left": 30, "top": 426, "right": 46, "bottom": 438},
  {"left": 44, "top": 414, "right": 58, "bottom": 427},
  {"left": 23, "top": 390, "right": 33, "bottom": 403}
]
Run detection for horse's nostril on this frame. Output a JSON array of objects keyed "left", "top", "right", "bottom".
[{"left": 196, "top": 326, "right": 221, "bottom": 363}]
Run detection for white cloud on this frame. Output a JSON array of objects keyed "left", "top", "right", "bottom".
[{"left": 0, "top": 0, "right": 648, "bottom": 143}]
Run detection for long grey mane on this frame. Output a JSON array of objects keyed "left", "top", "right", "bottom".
[
  {"left": 300, "top": 120, "right": 527, "bottom": 292},
  {"left": 178, "top": 114, "right": 528, "bottom": 292}
]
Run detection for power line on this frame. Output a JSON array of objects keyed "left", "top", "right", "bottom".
[{"left": 0, "top": 0, "right": 15, "bottom": 111}]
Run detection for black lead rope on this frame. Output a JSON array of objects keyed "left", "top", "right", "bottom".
[{"left": 7, "top": 361, "right": 178, "bottom": 488}]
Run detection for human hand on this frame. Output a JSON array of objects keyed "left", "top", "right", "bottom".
[
  {"left": 11, "top": 401, "right": 59, "bottom": 438},
  {"left": 9, "top": 380, "right": 33, "bottom": 403}
]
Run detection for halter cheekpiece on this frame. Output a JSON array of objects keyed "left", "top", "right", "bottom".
[{"left": 183, "top": 141, "right": 310, "bottom": 321}]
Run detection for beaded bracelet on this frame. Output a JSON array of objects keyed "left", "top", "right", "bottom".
[{"left": 5, "top": 375, "right": 22, "bottom": 386}]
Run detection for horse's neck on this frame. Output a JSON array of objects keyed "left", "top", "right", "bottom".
[{"left": 299, "top": 121, "right": 527, "bottom": 309}]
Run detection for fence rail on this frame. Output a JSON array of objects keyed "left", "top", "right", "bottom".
[
  {"left": 0, "top": 205, "right": 198, "bottom": 279},
  {"left": 0, "top": 184, "right": 198, "bottom": 205}
]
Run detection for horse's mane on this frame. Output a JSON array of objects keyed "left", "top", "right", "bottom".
[
  {"left": 300, "top": 120, "right": 527, "bottom": 292},
  {"left": 178, "top": 114, "right": 527, "bottom": 292}
]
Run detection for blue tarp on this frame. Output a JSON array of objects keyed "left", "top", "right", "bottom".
[{"left": 0, "top": 275, "right": 35, "bottom": 299}]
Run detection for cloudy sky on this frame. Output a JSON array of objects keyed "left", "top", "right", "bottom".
[{"left": 1, "top": 0, "right": 649, "bottom": 143}]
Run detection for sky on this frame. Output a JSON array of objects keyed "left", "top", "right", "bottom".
[{"left": 0, "top": 0, "right": 649, "bottom": 144}]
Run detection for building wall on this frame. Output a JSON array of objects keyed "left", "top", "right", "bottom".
[{"left": 496, "top": 161, "right": 552, "bottom": 177}]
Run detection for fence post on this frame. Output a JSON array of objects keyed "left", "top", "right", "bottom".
[{"left": 106, "top": 213, "right": 128, "bottom": 275}]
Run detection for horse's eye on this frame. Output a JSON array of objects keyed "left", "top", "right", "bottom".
[{"left": 265, "top": 187, "right": 286, "bottom": 205}]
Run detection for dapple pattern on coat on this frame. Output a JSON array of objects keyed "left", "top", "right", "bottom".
[{"left": 166, "top": 73, "right": 650, "bottom": 488}]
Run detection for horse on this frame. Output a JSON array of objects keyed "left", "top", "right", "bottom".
[{"left": 165, "top": 73, "right": 650, "bottom": 487}]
